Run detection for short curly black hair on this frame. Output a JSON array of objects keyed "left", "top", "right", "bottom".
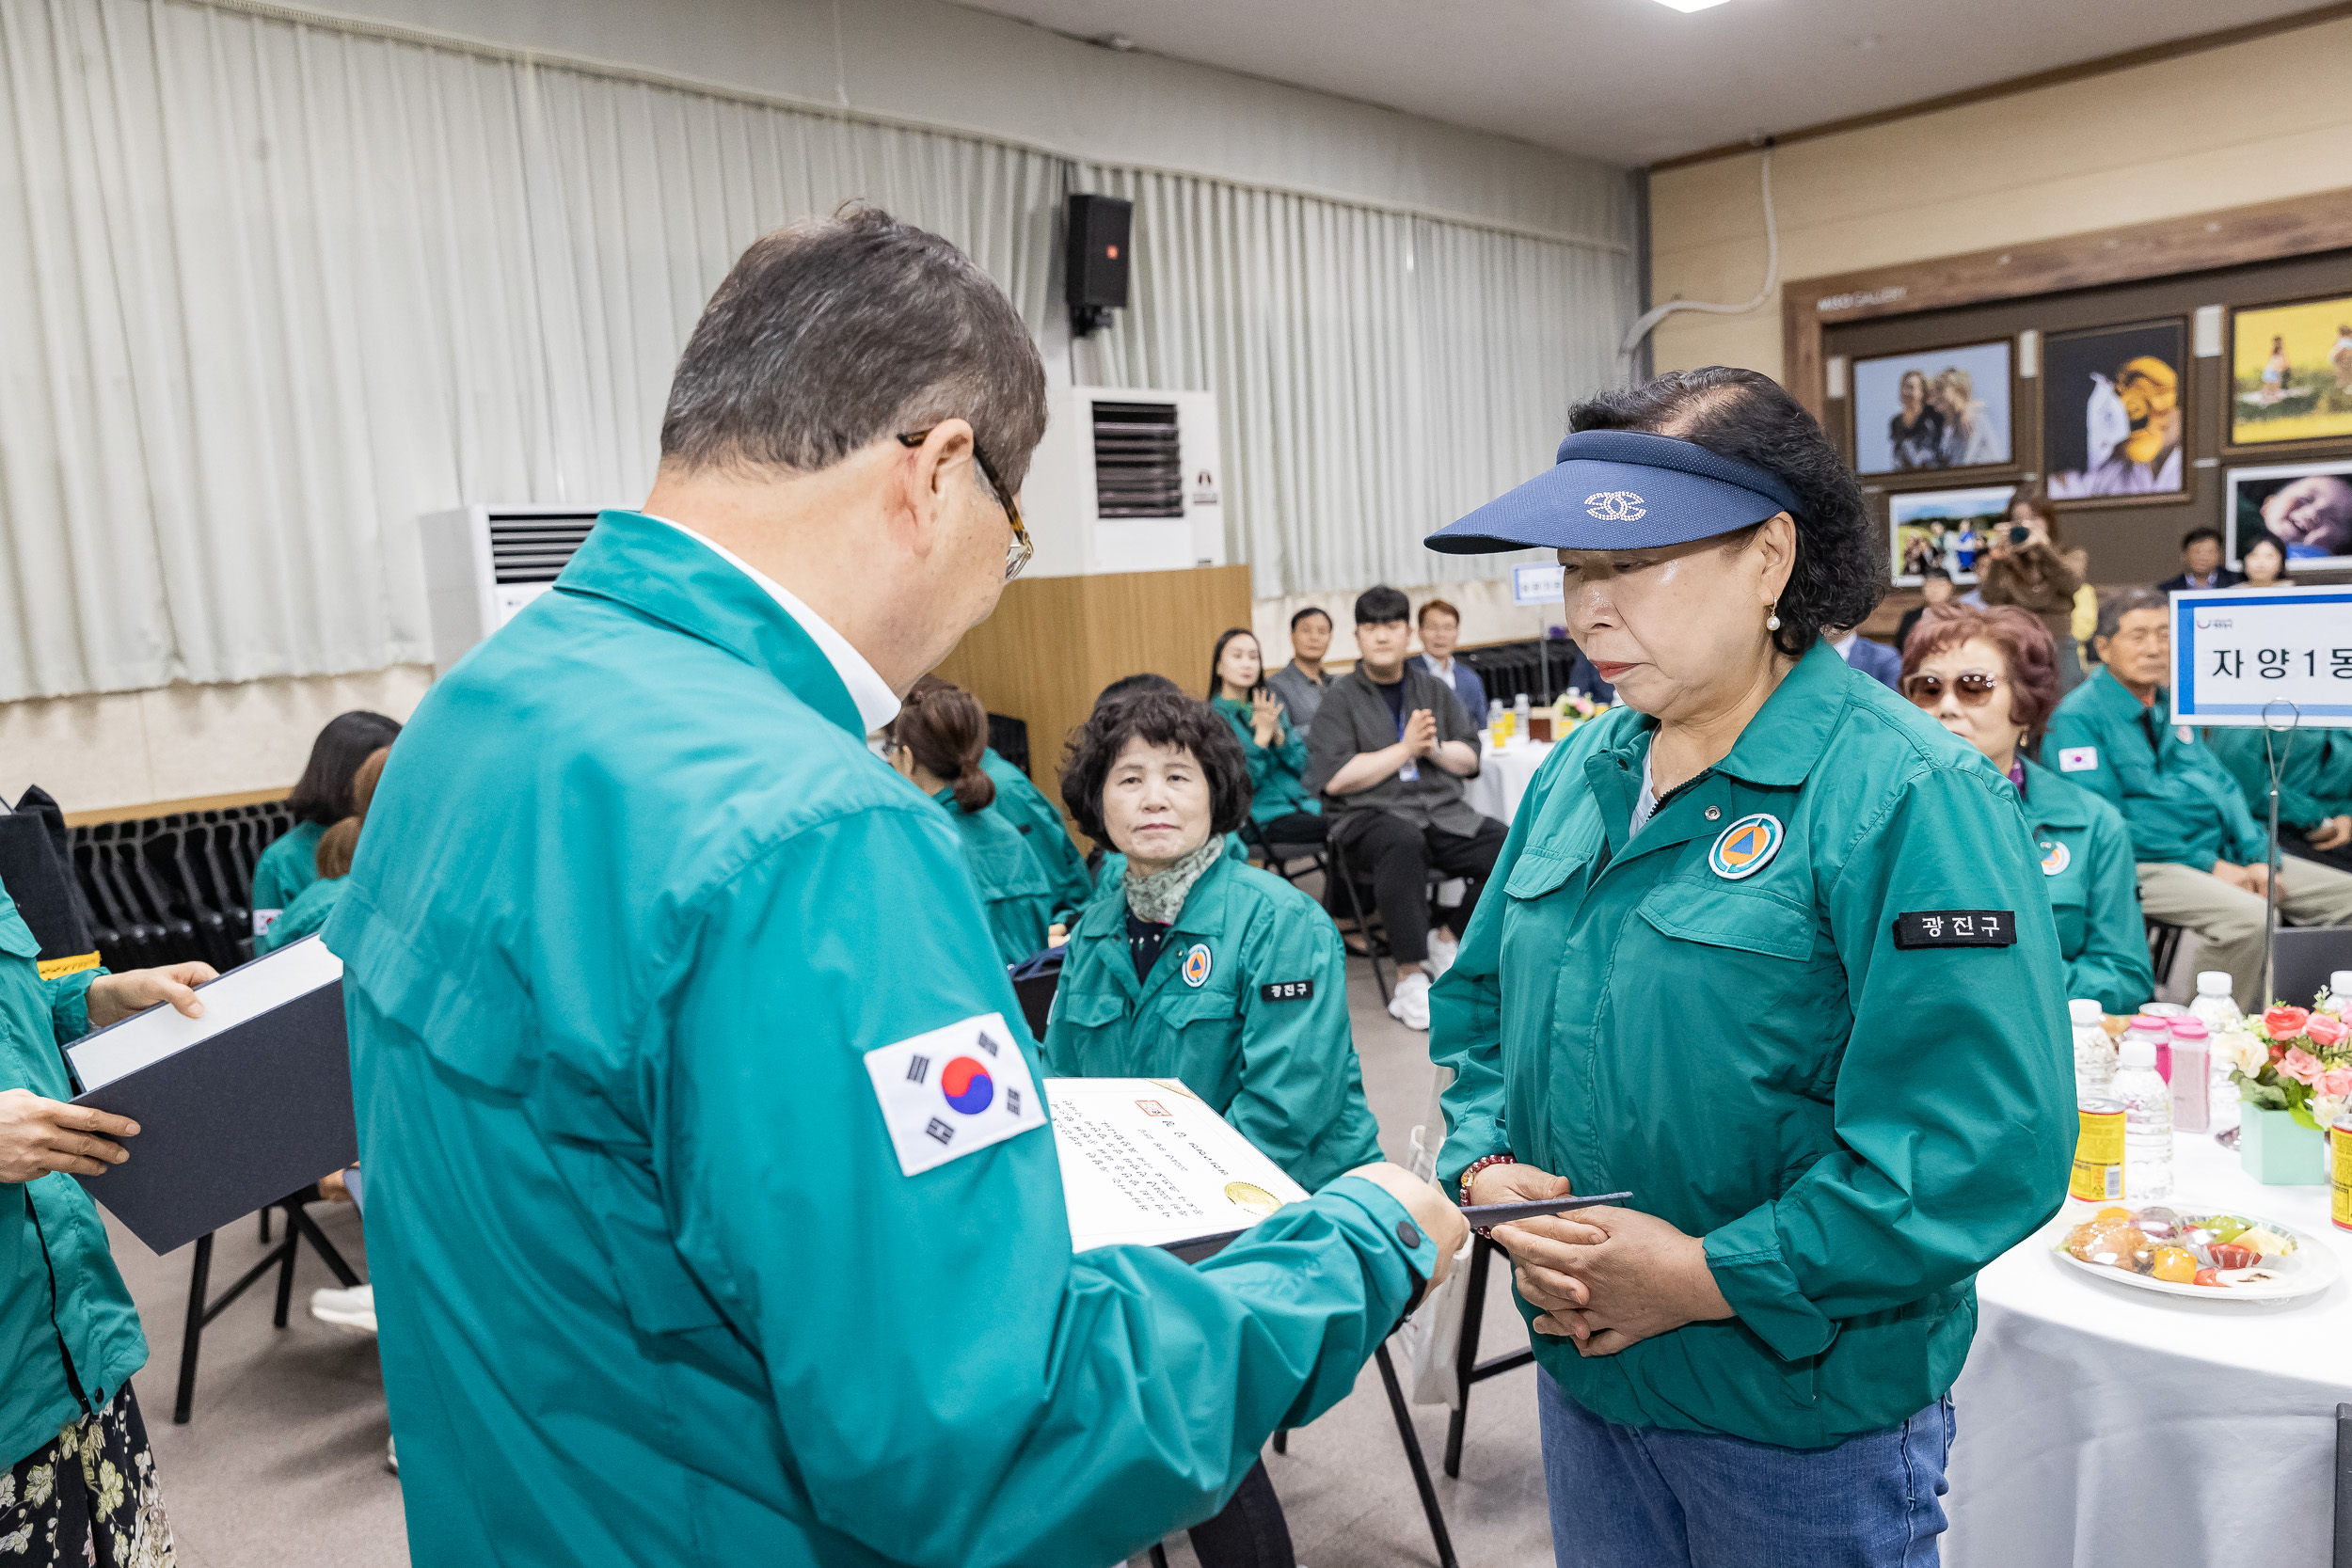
[
  {"left": 1058, "top": 690, "right": 1252, "bottom": 845},
  {"left": 1567, "top": 368, "right": 1883, "bottom": 657}
]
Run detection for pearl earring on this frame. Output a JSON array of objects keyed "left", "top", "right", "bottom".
[{"left": 1765, "top": 612, "right": 1781, "bottom": 631}]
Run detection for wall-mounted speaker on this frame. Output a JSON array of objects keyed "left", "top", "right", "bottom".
[{"left": 1066, "top": 194, "right": 1132, "bottom": 336}]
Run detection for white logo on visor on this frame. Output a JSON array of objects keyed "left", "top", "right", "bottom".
[{"left": 1585, "top": 491, "right": 1646, "bottom": 522}]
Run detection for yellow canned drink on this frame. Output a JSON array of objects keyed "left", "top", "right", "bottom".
[
  {"left": 2070, "top": 1101, "right": 2125, "bottom": 1204},
  {"left": 2333, "top": 1116, "right": 2352, "bottom": 1233}
]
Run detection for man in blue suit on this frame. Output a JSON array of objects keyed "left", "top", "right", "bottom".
[{"left": 1828, "top": 625, "right": 1903, "bottom": 690}]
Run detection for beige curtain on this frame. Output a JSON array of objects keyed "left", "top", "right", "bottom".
[{"left": 0, "top": 0, "right": 1630, "bottom": 701}]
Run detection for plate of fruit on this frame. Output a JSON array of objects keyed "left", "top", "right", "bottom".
[{"left": 2054, "top": 1206, "right": 2341, "bottom": 1302}]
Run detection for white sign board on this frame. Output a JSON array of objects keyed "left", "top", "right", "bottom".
[
  {"left": 1513, "top": 562, "right": 1564, "bottom": 605},
  {"left": 2169, "top": 586, "right": 2352, "bottom": 728}
]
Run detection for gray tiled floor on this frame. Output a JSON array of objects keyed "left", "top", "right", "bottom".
[{"left": 102, "top": 952, "right": 1550, "bottom": 1568}]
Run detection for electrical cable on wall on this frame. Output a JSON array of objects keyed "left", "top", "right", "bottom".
[{"left": 1619, "top": 143, "right": 1777, "bottom": 368}]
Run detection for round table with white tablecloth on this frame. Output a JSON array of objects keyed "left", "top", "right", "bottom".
[
  {"left": 1463, "top": 736, "right": 1554, "bottom": 825},
  {"left": 1945, "top": 1103, "right": 2348, "bottom": 1568}
]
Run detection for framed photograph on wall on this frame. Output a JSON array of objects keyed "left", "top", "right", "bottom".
[
  {"left": 2228, "top": 293, "right": 2352, "bottom": 449},
  {"left": 2226, "top": 459, "right": 2352, "bottom": 572},
  {"left": 2043, "top": 320, "right": 2187, "bottom": 503},
  {"left": 1850, "top": 341, "right": 2013, "bottom": 477},
  {"left": 1888, "top": 485, "right": 2015, "bottom": 586}
]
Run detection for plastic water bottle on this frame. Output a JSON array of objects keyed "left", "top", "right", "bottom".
[
  {"left": 2324, "top": 970, "right": 2352, "bottom": 1015},
  {"left": 2071, "top": 998, "right": 2114, "bottom": 1102},
  {"left": 2188, "top": 971, "right": 2241, "bottom": 1033},
  {"left": 1514, "top": 691, "right": 1531, "bottom": 737},
  {"left": 2115, "top": 1037, "right": 2173, "bottom": 1201}
]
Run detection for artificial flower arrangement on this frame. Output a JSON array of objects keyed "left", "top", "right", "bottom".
[
  {"left": 2217, "top": 1000, "right": 2352, "bottom": 1132},
  {"left": 1551, "top": 690, "right": 1608, "bottom": 739}
]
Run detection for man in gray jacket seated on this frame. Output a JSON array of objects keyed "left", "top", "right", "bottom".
[{"left": 1304, "top": 586, "right": 1505, "bottom": 1030}]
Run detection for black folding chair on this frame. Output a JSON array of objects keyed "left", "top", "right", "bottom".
[
  {"left": 176, "top": 1186, "right": 363, "bottom": 1424},
  {"left": 1442, "top": 1235, "right": 1535, "bottom": 1479},
  {"left": 2334, "top": 1402, "right": 2351, "bottom": 1567},
  {"left": 1322, "top": 832, "right": 1452, "bottom": 1008},
  {"left": 1153, "top": 1341, "right": 1457, "bottom": 1568},
  {"left": 2146, "top": 918, "right": 2187, "bottom": 992}
]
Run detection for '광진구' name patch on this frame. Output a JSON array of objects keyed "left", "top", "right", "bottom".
[
  {"left": 1259, "top": 980, "right": 1315, "bottom": 1004},
  {"left": 1893, "top": 911, "right": 2016, "bottom": 950}
]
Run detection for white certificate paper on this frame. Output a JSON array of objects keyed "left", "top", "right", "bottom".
[{"left": 1045, "top": 1077, "right": 1310, "bottom": 1253}]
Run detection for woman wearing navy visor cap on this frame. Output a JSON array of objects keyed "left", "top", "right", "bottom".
[{"left": 1423, "top": 368, "right": 2073, "bottom": 1567}]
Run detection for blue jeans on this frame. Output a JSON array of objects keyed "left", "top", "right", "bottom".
[{"left": 1537, "top": 1370, "right": 1953, "bottom": 1568}]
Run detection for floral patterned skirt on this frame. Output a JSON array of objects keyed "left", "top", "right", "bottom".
[{"left": 1, "top": 1389, "right": 173, "bottom": 1566}]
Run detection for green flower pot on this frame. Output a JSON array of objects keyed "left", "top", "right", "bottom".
[{"left": 2239, "top": 1104, "right": 2327, "bottom": 1185}]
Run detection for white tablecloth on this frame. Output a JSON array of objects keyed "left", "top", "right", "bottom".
[
  {"left": 1463, "top": 737, "right": 1554, "bottom": 824},
  {"left": 1946, "top": 1108, "right": 2347, "bottom": 1567}
]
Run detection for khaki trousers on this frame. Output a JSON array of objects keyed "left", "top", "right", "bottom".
[{"left": 2137, "top": 857, "right": 2352, "bottom": 1011}]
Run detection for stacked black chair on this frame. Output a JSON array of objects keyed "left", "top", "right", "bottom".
[
  {"left": 985, "top": 711, "right": 1031, "bottom": 779},
  {"left": 67, "top": 801, "right": 294, "bottom": 971}
]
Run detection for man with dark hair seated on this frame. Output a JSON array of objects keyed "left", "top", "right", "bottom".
[{"left": 1303, "top": 585, "right": 1504, "bottom": 1029}]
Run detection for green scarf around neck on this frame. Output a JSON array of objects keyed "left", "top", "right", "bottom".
[{"left": 1122, "top": 834, "right": 1222, "bottom": 926}]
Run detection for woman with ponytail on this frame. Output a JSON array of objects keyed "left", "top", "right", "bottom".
[
  {"left": 886, "top": 678, "right": 1057, "bottom": 963},
  {"left": 257, "top": 746, "right": 389, "bottom": 954}
]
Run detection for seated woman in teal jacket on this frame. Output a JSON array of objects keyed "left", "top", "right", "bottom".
[
  {"left": 886, "top": 678, "right": 1056, "bottom": 964},
  {"left": 1206, "top": 627, "right": 1325, "bottom": 847},
  {"left": 1044, "top": 688, "right": 1382, "bottom": 1568},
  {"left": 250, "top": 709, "right": 400, "bottom": 938},
  {"left": 1900, "top": 605, "right": 2153, "bottom": 1012},
  {"left": 256, "top": 746, "right": 388, "bottom": 955}
]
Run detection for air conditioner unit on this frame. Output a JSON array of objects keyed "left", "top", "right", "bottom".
[
  {"left": 419, "top": 505, "right": 610, "bottom": 675},
  {"left": 1021, "top": 388, "right": 1225, "bottom": 577}
]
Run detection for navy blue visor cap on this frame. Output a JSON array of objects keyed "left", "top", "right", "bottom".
[{"left": 1424, "top": 430, "right": 1804, "bottom": 555}]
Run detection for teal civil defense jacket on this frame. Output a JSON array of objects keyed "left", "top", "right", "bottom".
[
  {"left": 1041, "top": 847, "right": 1381, "bottom": 1192},
  {"left": 0, "top": 888, "right": 145, "bottom": 1469},
  {"left": 2016, "top": 756, "right": 2153, "bottom": 1015},
  {"left": 2043, "top": 667, "right": 2265, "bottom": 868},
  {"left": 977, "top": 749, "right": 1095, "bottom": 925},
  {"left": 1431, "top": 643, "right": 2073, "bottom": 1448},
  {"left": 254, "top": 874, "right": 343, "bottom": 955},
  {"left": 326, "top": 511, "right": 1437, "bottom": 1568},
  {"left": 929, "top": 787, "right": 1056, "bottom": 964},
  {"left": 248, "top": 819, "right": 323, "bottom": 926},
  {"left": 2205, "top": 723, "right": 2352, "bottom": 839},
  {"left": 1208, "top": 697, "right": 1321, "bottom": 823}
]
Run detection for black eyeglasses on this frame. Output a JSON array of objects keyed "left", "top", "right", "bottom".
[
  {"left": 898, "top": 428, "right": 1032, "bottom": 584},
  {"left": 1901, "top": 671, "right": 2003, "bottom": 707}
]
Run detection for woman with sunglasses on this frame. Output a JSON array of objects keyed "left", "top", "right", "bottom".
[{"left": 1901, "top": 606, "right": 2151, "bottom": 1013}]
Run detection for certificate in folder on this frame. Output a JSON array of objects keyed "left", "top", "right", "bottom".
[
  {"left": 1044, "top": 1077, "right": 1310, "bottom": 1262},
  {"left": 67, "top": 936, "right": 357, "bottom": 1255}
]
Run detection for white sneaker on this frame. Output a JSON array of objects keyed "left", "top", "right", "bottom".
[
  {"left": 1424, "top": 931, "right": 1458, "bottom": 978},
  {"left": 310, "top": 1283, "right": 376, "bottom": 1337},
  {"left": 1388, "top": 971, "right": 1432, "bottom": 1031}
]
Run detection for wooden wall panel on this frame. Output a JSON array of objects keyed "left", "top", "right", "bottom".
[{"left": 933, "top": 565, "right": 1253, "bottom": 803}]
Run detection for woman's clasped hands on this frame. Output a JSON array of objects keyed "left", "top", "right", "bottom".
[{"left": 1469, "top": 1160, "right": 1734, "bottom": 1357}]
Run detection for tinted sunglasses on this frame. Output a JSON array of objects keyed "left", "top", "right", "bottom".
[{"left": 1901, "top": 671, "right": 2003, "bottom": 707}]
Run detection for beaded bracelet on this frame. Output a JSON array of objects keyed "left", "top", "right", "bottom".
[{"left": 1458, "top": 1152, "right": 1516, "bottom": 1236}]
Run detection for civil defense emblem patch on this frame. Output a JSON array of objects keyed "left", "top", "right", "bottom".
[
  {"left": 1708, "top": 814, "right": 1783, "bottom": 880},
  {"left": 1182, "top": 942, "right": 1214, "bottom": 987}
]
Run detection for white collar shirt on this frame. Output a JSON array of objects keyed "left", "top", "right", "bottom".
[{"left": 644, "top": 514, "right": 901, "bottom": 732}]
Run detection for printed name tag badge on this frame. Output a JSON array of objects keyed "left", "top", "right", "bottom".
[
  {"left": 1893, "top": 911, "right": 2017, "bottom": 950},
  {"left": 1398, "top": 760, "right": 1420, "bottom": 782},
  {"left": 2058, "top": 747, "right": 2097, "bottom": 772},
  {"left": 864, "top": 1012, "right": 1048, "bottom": 1178},
  {"left": 1259, "top": 979, "right": 1315, "bottom": 1004}
]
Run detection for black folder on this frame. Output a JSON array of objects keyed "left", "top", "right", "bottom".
[{"left": 67, "top": 936, "right": 357, "bottom": 1255}]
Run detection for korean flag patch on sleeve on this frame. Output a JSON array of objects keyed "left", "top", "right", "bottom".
[
  {"left": 2058, "top": 746, "right": 2097, "bottom": 772},
  {"left": 865, "top": 1012, "right": 1048, "bottom": 1178}
]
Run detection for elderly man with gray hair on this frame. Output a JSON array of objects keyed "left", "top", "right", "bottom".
[
  {"left": 326, "top": 207, "right": 1463, "bottom": 1567},
  {"left": 2043, "top": 586, "right": 2352, "bottom": 1007}
]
